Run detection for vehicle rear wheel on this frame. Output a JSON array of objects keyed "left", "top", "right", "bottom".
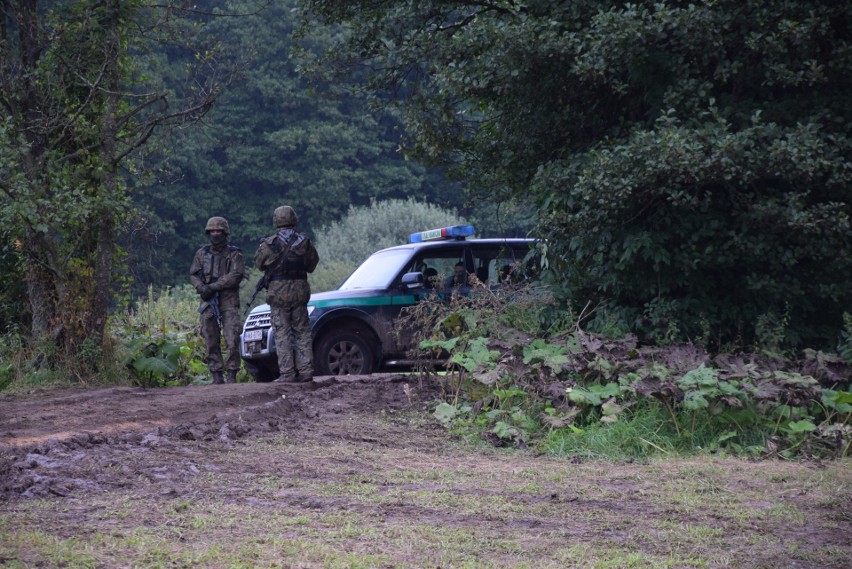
[{"left": 315, "top": 329, "right": 375, "bottom": 376}]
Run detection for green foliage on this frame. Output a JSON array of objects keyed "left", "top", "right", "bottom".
[
  {"left": 110, "top": 284, "right": 215, "bottom": 387},
  {"left": 0, "top": 323, "right": 127, "bottom": 390},
  {"left": 678, "top": 365, "right": 745, "bottom": 412},
  {"left": 449, "top": 336, "right": 499, "bottom": 374},
  {"left": 316, "top": 198, "right": 468, "bottom": 266},
  {"left": 0, "top": 229, "right": 26, "bottom": 332},
  {"left": 302, "top": 198, "right": 468, "bottom": 293},
  {"left": 0, "top": 362, "right": 13, "bottom": 393},
  {"left": 433, "top": 402, "right": 461, "bottom": 427},
  {"left": 121, "top": 335, "right": 205, "bottom": 388},
  {"left": 839, "top": 314, "right": 852, "bottom": 364},
  {"left": 2, "top": 0, "right": 235, "bottom": 365},
  {"left": 414, "top": 290, "right": 850, "bottom": 459},
  {"left": 128, "top": 0, "right": 465, "bottom": 290},
  {"left": 567, "top": 383, "right": 621, "bottom": 408},
  {"left": 308, "top": 260, "right": 355, "bottom": 294},
  {"left": 546, "top": 405, "right": 678, "bottom": 461},
  {"left": 299, "top": 0, "right": 852, "bottom": 351},
  {"left": 122, "top": 285, "right": 201, "bottom": 335},
  {"left": 755, "top": 305, "right": 792, "bottom": 356},
  {"left": 522, "top": 339, "right": 568, "bottom": 373}
]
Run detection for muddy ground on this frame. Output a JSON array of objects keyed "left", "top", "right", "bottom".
[
  {"left": 1, "top": 375, "right": 850, "bottom": 568},
  {"left": 0, "top": 375, "right": 424, "bottom": 499}
]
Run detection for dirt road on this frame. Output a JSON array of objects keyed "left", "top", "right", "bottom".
[
  {"left": 1, "top": 375, "right": 850, "bottom": 568},
  {"left": 1, "top": 374, "right": 423, "bottom": 498}
]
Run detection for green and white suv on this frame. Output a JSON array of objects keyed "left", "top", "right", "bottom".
[{"left": 240, "top": 226, "right": 538, "bottom": 381}]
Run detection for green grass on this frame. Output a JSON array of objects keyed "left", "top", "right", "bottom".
[
  {"left": 2, "top": 447, "right": 850, "bottom": 568},
  {"left": 543, "top": 404, "right": 773, "bottom": 461}
]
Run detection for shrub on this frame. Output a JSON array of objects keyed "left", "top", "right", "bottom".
[
  {"left": 315, "top": 198, "right": 468, "bottom": 266},
  {"left": 415, "top": 289, "right": 851, "bottom": 460}
]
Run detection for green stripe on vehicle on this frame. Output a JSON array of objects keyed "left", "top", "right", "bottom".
[{"left": 310, "top": 296, "right": 418, "bottom": 309}]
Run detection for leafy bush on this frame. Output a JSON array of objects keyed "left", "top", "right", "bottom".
[
  {"left": 0, "top": 230, "right": 26, "bottom": 333},
  {"left": 315, "top": 198, "right": 468, "bottom": 267},
  {"left": 839, "top": 313, "right": 852, "bottom": 364},
  {"left": 302, "top": 198, "right": 470, "bottom": 293},
  {"left": 308, "top": 259, "right": 356, "bottom": 294},
  {"left": 112, "top": 284, "right": 212, "bottom": 386},
  {"left": 303, "top": 1, "right": 852, "bottom": 352},
  {"left": 121, "top": 335, "right": 208, "bottom": 388},
  {"left": 413, "top": 289, "right": 851, "bottom": 460}
]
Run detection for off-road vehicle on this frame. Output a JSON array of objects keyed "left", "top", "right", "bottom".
[{"left": 240, "top": 225, "right": 538, "bottom": 381}]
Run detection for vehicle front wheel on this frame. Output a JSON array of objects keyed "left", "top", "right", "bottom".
[
  {"left": 242, "top": 359, "right": 277, "bottom": 383},
  {"left": 314, "top": 329, "right": 375, "bottom": 376}
]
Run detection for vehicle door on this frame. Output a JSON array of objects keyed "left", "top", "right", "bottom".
[{"left": 386, "top": 244, "right": 468, "bottom": 355}]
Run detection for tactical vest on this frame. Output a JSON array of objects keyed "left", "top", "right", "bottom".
[
  {"left": 201, "top": 244, "right": 239, "bottom": 284},
  {"left": 267, "top": 229, "right": 308, "bottom": 281}
]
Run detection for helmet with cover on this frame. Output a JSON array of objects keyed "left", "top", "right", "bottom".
[
  {"left": 205, "top": 216, "right": 230, "bottom": 235},
  {"left": 273, "top": 206, "right": 298, "bottom": 228}
]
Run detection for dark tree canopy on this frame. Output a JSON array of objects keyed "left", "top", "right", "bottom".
[
  {"left": 298, "top": 0, "right": 852, "bottom": 350},
  {"left": 1, "top": 0, "right": 236, "bottom": 354},
  {"left": 127, "top": 0, "right": 464, "bottom": 288}
]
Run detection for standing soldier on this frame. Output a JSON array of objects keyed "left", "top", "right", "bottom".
[
  {"left": 190, "top": 216, "right": 245, "bottom": 384},
  {"left": 254, "top": 206, "right": 319, "bottom": 383}
]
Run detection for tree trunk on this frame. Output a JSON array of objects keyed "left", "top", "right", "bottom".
[
  {"left": 25, "top": 259, "right": 55, "bottom": 340},
  {"left": 84, "top": 0, "right": 122, "bottom": 347}
]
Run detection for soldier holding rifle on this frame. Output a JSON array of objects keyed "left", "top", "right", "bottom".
[{"left": 190, "top": 216, "right": 245, "bottom": 384}]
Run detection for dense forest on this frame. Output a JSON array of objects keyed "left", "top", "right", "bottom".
[
  {"left": 301, "top": 0, "right": 852, "bottom": 350},
  {"left": 1, "top": 0, "right": 850, "bottom": 360},
  {"left": 124, "top": 0, "right": 477, "bottom": 288}
]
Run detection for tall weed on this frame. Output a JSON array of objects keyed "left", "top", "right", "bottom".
[
  {"left": 112, "top": 284, "right": 210, "bottom": 387},
  {"left": 839, "top": 313, "right": 852, "bottom": 364}
]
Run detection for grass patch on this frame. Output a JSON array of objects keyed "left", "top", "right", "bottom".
[
  {"left": 2, "top": 415, "right": 850, "bottom": 569},
  {"left": 543, "top": 404, "right": 773, "bottom": 461},
  {"left": 544, "top": 406, "right": 679, "bottom": 460}
]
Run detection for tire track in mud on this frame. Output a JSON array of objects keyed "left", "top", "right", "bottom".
[{"left": 0, "top": 374, "right": 438, "bottom": 500}]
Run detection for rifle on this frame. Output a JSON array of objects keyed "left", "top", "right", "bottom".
[
  {"left": 243, "top": 229, "right": 302, "bottom": 315},
  {"left": 244, "top": 274, "right": 267, "bottom": 315},
  {"left": 199, "top": 292, "right": 222, "bottom": 328}
]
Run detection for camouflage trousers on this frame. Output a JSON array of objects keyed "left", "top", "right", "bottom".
[
  {"left": 200, "top": 305, "right": 242, "bottom": 373},
  {"left": 270, "top": 302, "right": 313, "bottom": 379}
]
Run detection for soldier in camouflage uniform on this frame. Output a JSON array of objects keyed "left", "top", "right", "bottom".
[
  {"left": 190, "top": 217, "right": 245, "bottom": 384},
  {"left": 254, "top": 206, "right": 319, "bottom": 383}
]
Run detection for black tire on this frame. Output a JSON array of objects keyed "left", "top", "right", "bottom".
[
  {"left": 242, "top": 358, "right": 277, "bottom": 383},
  {"left": 315, "top": 329, "right": 375, "bottom": 376}
]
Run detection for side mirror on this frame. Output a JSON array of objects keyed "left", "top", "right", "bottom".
[{"left": 401, "top": 272, "right": 425, "bottom": 289}]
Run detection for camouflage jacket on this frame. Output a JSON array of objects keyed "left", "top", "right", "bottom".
[
  {"left": 189, "top": 243, "right": 245, "bottom": 310},
  {"left": 254, "top": 228, "right": 319, "bottom": 307}
]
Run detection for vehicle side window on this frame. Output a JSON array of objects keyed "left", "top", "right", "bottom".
[
  {"left": 472, "top": 244, "right": 537, "bottom": 287},
  {"left": 404, "top": 249, "right": 466, "bottom": 290}
]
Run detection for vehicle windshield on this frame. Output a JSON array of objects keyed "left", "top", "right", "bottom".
[{"left": 337, "top": 249, "right": 412, "bottom": 290}]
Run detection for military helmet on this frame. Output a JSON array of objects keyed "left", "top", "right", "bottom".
[
  {"left": 205, "top": 216, "right": 230, "bottom": 234},
  {"left": 273, "top": 206, "right": 298, "bottom": 228}
]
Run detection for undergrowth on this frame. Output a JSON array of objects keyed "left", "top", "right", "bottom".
[
  {"left": 111, "top": 284, "right": 215, "bottom": 387},
  {"left": 0, "top": 285, "right": 218, "bottom": 391},
  {"left": 404, "top": 284, "right": 852, "bottom": 461}
]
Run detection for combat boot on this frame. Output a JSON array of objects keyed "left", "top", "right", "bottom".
[
  {"left": 211, "top": 371, "right": 225, "bottom": 384},
  {"left": 273, "top": 374, "right": 298, "bottom": 383},
  {"left": 225, "top": 370, "right": 238, "bottom": 384}
]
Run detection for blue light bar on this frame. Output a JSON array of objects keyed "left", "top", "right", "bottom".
[{"left": 409, "top": 225, "right": 475, "bottom": 243}]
